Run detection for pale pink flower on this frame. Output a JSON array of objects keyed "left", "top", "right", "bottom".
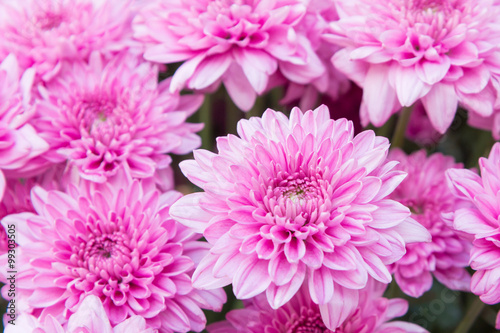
[
  {"left": 5, "top": 295, "right": 156, "bottom": 333},
  {"left": 388, "top": 149, "right": 471, "bottom": 297},
  {"left": 170, "top": 105, "right": 430, "bottom": 330},
  {"left": 0, "top": 0, "right": 138, "bottom": 81},
  {"left": 325, "top": 0, "right": 500, "bottom": 134},
  {"left": 0, "top": 165, "right": 65, "bottom": 253},
  {"left": 208, "top": 280, "right": 427, "bottom": 333},
  {"left": 447, "top": 142, "right": 500, "bottom": 329},
  {"left": 0, "top": 54, "right": 49, "bottom": 198},
  {"left": 33, "top": 52, "right": 203, "bottom": 183},
  {"left": 0, "top": 170, "right": 226, "bottom": 332},
  {"left": 279, "top": 0, "right": 350, "bottom": 110},
  {"left": 133, "top": 0, "right": 325, "bottom": 111}
]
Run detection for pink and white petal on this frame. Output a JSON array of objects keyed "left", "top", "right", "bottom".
[
  {"left": 415, "top": 58, "right": 451, "bottom": 85},
  {"left": 319, "top": 286, "right": 359, "bottom": 330},
  {"left": 308, "top": 267, "right": 335, "bottom": 304},
  {"left": 192, "top": 253, "right": 233, "bottom": 290},
  {"left": 421, "top": 83, "right": 458, "bottom": 134},
  {"left": 233, "top": 255, "right": 272, "bottom": 299},
  {"left": 188, "top": 53, "right": 233, "bottom": 90},
  {"left": 362, "top": 64, "right": 400, "bottom": 127},
  {"left": 170, "top": 54, "right": 207, "bottom": 92},
  {"left": 266, "top": 263, "right": 306, "bottom": 309},
  {"left": 170, "top": 193, "right": 214, "bottom": 233},
  {"left": 332, "top": 49, "right": 370, "bottom": 87},
  {"left": 223, "top": 64, "right": 257, "bottom": 111},
  {"left": 394, "top": 66, "right": 431, "bottom": 106},
  {"left": 67, "top": 295, "right": 113, "bottom": 333}
]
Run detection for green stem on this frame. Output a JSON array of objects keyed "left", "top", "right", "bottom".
[
  {"left": 453, "top": 297, "right": 486, "bottom": 333},
  {"left": 269, "top": 86, "right": 284, "bottom": 113},
  {"left": 198, "top": 94, "right": 213, "bottom": 150},
  {"left": 391, "top": 105, "right": 414, "bottom": 149},
  {"left": 375, "top": 115, "right": 396, "bottom": 139},
  {"left": 225, "top": 93, "right": 243, "bottom": 135},
  {"left": 384, "top": 279, "right": 401, "bottom": 299},
  {"left": 246, "top": 96, "right": 264, "bottom": 119}
]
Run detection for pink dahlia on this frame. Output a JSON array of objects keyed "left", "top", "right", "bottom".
[
  {"left": 6, "top": 295, "right": 155, "bottom": 333},
  {"left": 208, "top": 280, "right": 427, "bottom": 333},
  {"left": 0, "top": 0, "right": 138, "bottom": 81},
  {"left": 0, "top": 54, "right": 49, "bottom": 198},
  {"left": 280, "top": 0, "right": 350, "bottom": 110},
  {"left": 447, "top": 142, "right": 500, "bottom": 329},
  {"left": 325, "top": 0, "right": 500, "bottom": 133},
  {"left": 388, "top": 149, "right": 471, "bottom": 297},
  {"left": 33, "top": 52, "right": 203, "bottom": 182},
  {"left": 170, "top": 105, "right": 430, "bottom": 330},
  {"left": 0, "top": 170, "right": 225, "bottom": 332},
  {"left": 133, "top": 0, "right": 325, "bottom": 111}
]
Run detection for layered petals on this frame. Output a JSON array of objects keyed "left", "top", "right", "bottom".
[{"left": 171, "top": 105, "right": 430, "bottom": 329}]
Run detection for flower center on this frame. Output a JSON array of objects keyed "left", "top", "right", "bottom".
[
  {"left": 409, "top": 0, "right": 455, "bottom": 12},
  {"left": 286, "top": 308, "right": 331, "bottom": 333},
  {"left": 76, "top": 99, "right": 133, "bottom": 144},
  {"left": 35, "top": 12, "right": 64, "bottom": 30},
  {"left": 264, "top": 171, "right": 327, "bottom": 226},
  {"left": 82, "top": 233, "right": 132, "bottom": 277}
]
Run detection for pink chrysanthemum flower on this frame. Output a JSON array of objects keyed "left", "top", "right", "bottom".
[
  {"left": 6, "top": 295, "right": 155, "bottom": 333},
  {"left": 280, "top": 0, "right": 350, "bottom": 110},
  {"left": 388, "top": 149, "right": 471, "bottom": 297},
  {"left": 447, "top": 142, "right": 500, "bottom": 329},
  {"left": 33, "top": 52, "right": 203, "bottom": 182},
  {"left": 207, "top": 280, "right": 427, "bottom": 333},
  {"left": 0, "top": 165, "right": 65, "bottom": 253},
  {"left": 0, "top": 171, "right": 226, "bottom": 332},
  {"left": 0, "top": 0, "right": 138, "bottom": 81},
  {"left": 325, "top": 0, "right": 500, "bottom": 134},
  {"left": 133, "top": 0, "right": 325, "bottom": 111},
  {"left": 170, "top": 105, "right": 430, "bottom": 330},
  {"left": 0, "top": 54, "right": 49, "bottom": 198}
]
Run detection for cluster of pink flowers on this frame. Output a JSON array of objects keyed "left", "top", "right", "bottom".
[
  {"left": 325, "top": 0, "right": 500, "bottom": 135},
  {"left": 207, "top": 280, "right": 427, "bottom": 333},
  {"left": 1, "top": 0, "right": 500, "bottom": 331}
]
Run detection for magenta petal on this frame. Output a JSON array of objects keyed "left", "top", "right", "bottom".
[{"left": 284, "top": 238, "right": 306, "bottom": 263}]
